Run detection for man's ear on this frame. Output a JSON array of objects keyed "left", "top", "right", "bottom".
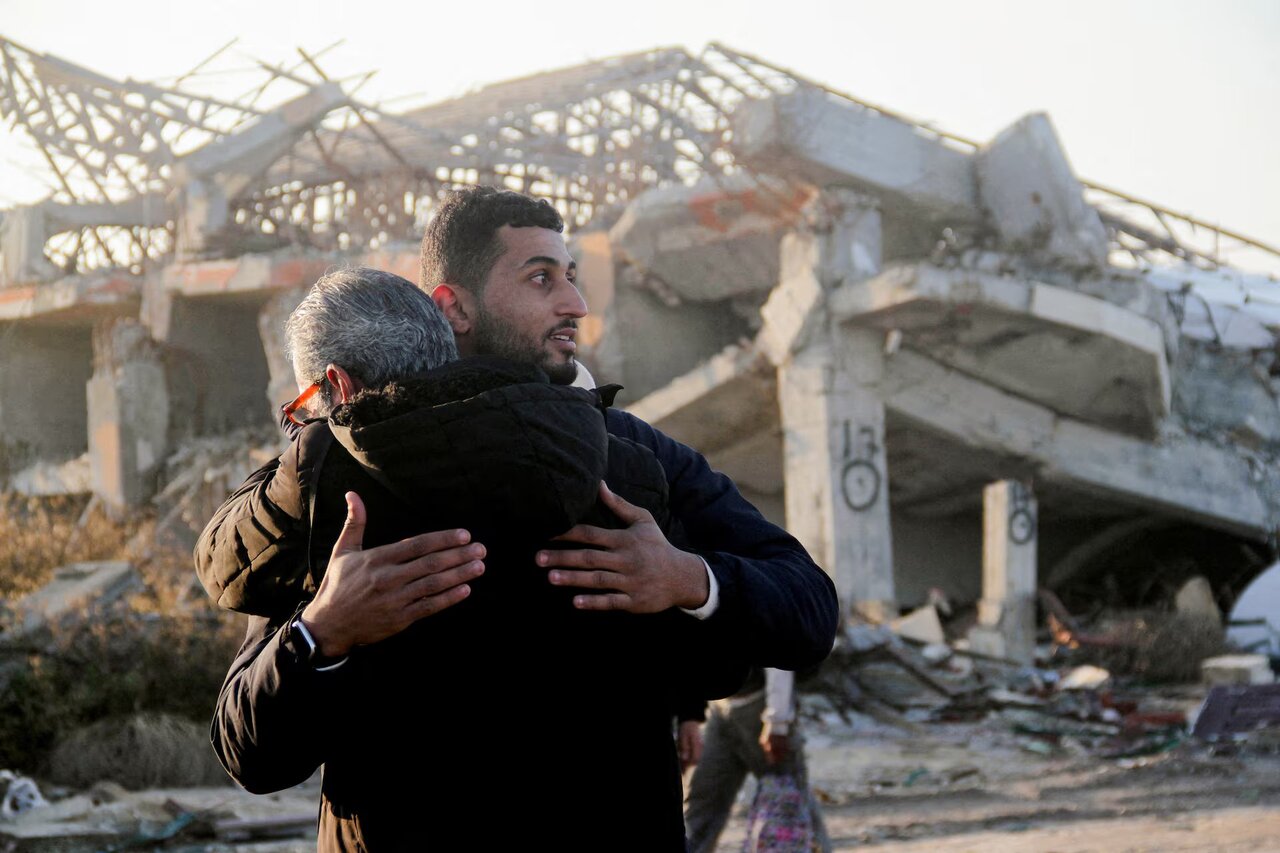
[
  {"left": 431, "top": 284, "right": 474, "bottom": 336},
  {"left": 324, "top": 364, "right": 363, "bottom": 405}
]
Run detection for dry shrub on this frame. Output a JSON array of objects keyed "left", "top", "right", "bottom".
[
  {"left": 0, "top": 577, "right": 243, "bottom": 776},
  {"left": 48, "top": 713, "right": 229, "bottom": 789},
  {"left": 0, "top": 489, "right": 248, "bottom": 780},
  {"left": 1090, "top": 611, "right": 1225, "bottom": 683},
  {"left": 0, "top": 494, "right": 137, "bottom": 599}
]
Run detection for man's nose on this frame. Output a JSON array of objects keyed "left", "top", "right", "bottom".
[{"left": 556, "top": 278, "right": 588, "bottom": 317}]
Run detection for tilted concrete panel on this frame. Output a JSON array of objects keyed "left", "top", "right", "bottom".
[
  {"left": 977, "top": 113, "right": 1110, "bottom": 266},
  {"left": 830, "top": 263, "right": 1171, "bottom": 436},
  {"left": 608, "top": 177, "right": 810, "bottom": 302},
  {"left": 879, "top": 349, "right": 1269, "bottom": 538},
  {"left": 732, "top": 88, "right": 978, "bottom": 220}
]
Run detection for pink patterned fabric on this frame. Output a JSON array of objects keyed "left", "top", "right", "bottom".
[{"left": 741, "top": 772, "right": 818, "bottom": 852}]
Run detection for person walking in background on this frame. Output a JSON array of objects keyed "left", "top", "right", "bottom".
[{"left": 685, "top": 667, "right": 831, "bottom": 852}]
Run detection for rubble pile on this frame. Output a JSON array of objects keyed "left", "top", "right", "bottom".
[
  {"left": 151, "top": 427, "right": 283, "bottom": 551},
  {"left": 804, "top": 596, "right": 1280, "bottom": 766},
  {"left": 0, "top": 773, "right": 316, "bottom": 850}
]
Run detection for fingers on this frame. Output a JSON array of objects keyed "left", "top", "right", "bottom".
[
  {"left": 597, "top": 481, "right": 653, "bottom": 526},
  {"left": 571, "top": 592, "right": 632, "bottom": 612},
  {"left": 539, "top": 547, "right": 621, "bottom": 572},
  {"left": 400, "top": 558, "right": 485, "bottom": 603},
  {"left": 547, "top": 567, "right": 623, "bottom": 591},
  {"left": 403, "top": 582, "right": 473, "bottom": 622},
  {"left": 393, "top": 541, "right": 485, "bottom": 581},
  {"left": 548, "top": 523, "right": 623, "bottom": 549},
  {"left": 365, "top": 526, "right": 474, "bottom": 565},
  {"left": 331, "top": 492, "right": 368, "bottom": 556}
]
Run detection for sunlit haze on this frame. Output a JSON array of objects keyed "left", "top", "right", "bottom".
[{"left": 1, "top": 0, "right": 1276, "bottom": 265}]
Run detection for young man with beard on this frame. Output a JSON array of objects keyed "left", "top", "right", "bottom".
[{"left": 197, "top": 187, "right": 838, "bottom": 848}]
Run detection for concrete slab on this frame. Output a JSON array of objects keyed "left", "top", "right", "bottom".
[
  {"left": 877, "top": 348, "right": 1271, "bottom": 538},
  {"left": 831, "top": 263, "right": 1171, "bottom": 435},
  {"left": 608, "top": 176, "right": 810, "bottom": 302},
  {"left": 8, "top": 561, "right": 139, "bottom": 637},
  {"left": 160, "top": 253, "right": 338, "bottom": 300},
  {"left": 0, "top": 273, "right": 139, "bottom": 325},
  {"left": 732, "top": 87, "right": 978, "bottom": 220},
  {"left": 624, "top": 342, "right": 776, "bottom": 457}
]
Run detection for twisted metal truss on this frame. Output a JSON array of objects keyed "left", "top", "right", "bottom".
[
  {"left": 2, "top": 36, "right": 1276, "bottom": 279},
  {"left": 239, "top": 44, "right": 784, "bottom": 250},
  {"left": 0, "top": 35, "right": 267, "bottom": 272}
]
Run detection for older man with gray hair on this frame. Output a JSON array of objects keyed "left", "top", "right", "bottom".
[
  {"left": 206, "top": 265, "right": 747, "bottom": 851},
  {"left": 282, "top": 265, "right": 460, "bottom": 423}
]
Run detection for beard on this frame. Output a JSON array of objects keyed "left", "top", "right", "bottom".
[{"left": 471, "top": 311, "right": 579, "bottom": 385}]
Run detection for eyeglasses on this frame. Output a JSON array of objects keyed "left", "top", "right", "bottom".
[{"left": 282, "top": 381, "right": 324, "bottom": 427}]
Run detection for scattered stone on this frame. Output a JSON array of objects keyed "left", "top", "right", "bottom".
[
  {"left": 1060, "top": 665, "right": 1112, "bottom": 691},
  {"left": 891, "top": 605, "right": 945, "bottom": 645},
  {"left": 1175, "top": 575, "right": 1222, "bottom": 627},
  {"left": 921, "top": 643, "right": 953, "bottom": 665},
  {"left": 6, "top": 561, "right": 138, "bottom": 638},
  {"left": 1202, "top": 654, "right": 1275, "bottom": 687}
]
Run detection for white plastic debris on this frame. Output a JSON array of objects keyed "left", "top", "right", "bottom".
[
  {"left": 1058, "top": 665, "right": 1111, "bottom": 691},
  {"left": 0, "top": 770, "right": 49, "bottom": 819}
]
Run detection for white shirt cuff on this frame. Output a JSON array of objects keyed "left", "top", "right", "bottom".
[
  {"left": 679, "top": 556, "right": 719, "bottom": 620},
  {"left": 763, "top": 668, "right": 795, "bottom": 727}
]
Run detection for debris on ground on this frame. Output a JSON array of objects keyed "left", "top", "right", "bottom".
[
  {"left": 0, "top": 778, "right": 318, "bottom": 849},
  {"left": 0, "top": 771, "right": 48, "bottom": 820},
  {"left": 804, "top": 585, "right": 1267, "bottom": 766},
  {"left": 1201, "top": 654, "right": 1275, "bottom": 686},
  {"left": 150, "top": 428, "right": 282, "bottom": 553},
  {"left": 1192, "top": 683, "right": 1280, "bottom": 743}
]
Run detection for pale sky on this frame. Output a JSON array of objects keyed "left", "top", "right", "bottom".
[{"left": 2, "top": 0, "right": 1277, "bottom": 267}]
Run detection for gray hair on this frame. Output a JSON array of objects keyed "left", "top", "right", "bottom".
[{"left": 285, "top": 267, "right": 458, "bottom": 413}]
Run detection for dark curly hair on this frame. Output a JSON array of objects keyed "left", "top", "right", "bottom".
[{"left": 419, "top": 187, "right": 564, "bottom": 294}]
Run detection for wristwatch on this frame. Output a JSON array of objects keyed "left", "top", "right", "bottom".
[{"left": 287, "top": 618, "right": 348, "bottom": 671}]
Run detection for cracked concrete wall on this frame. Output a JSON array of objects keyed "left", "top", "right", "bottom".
[
  {"left": 161, "top": 296, "right": 273, "bottom": 439},
  {"left": 1172, "top": 342, "right": 1280, "bottom": 452},
  {"left": 0, "top": 324, "right": 92, "bottom": 472},
  {"left": 592, "top": 281, "right": 753, "bottom": 400}
]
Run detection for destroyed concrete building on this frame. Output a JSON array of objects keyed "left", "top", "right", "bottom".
[{"left": 3, "top": 37, "right": 1279, "bottom": 662}]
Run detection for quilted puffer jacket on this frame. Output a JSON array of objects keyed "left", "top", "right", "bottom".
[{"left": 210, "top": 357, "right": 747, "bottom": 851}]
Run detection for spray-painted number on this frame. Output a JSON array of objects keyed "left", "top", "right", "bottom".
[
  {"left": 839, "top": 420, "right": 882, "bottom": 512},
  {"left": 1008, "top": 480, "right": 1037, "bottom": 545}
]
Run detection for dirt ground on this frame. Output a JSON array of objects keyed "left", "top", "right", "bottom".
[
  {"left": 711, "top": 710, "right": 1280, "bottom": 852},
  {"left": 5, "top": 698, "right": 1279, "bottom": 851}
]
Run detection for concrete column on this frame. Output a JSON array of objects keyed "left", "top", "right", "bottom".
[
  {"left": 766, "top": 192, "right": 894, "bottom": 621},
  {"left": 87, "top": 319, "right": 170, "bottom": 510},
  {"left": 779, "top": 334, "right": 895, "bottom": 621},
  {"left": 970, "top": 480, "right": 1038, "bottom": 664},
  {"left": 258, "top": 287, "right": 308, "bottom": 414}
]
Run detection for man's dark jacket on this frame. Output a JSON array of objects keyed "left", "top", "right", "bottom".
[
  {"left": 208, "top": 359, "right": 768, "bottom": 851},
  {"left": 198, "top": 362, "right": 839, "bottom": 850}
]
